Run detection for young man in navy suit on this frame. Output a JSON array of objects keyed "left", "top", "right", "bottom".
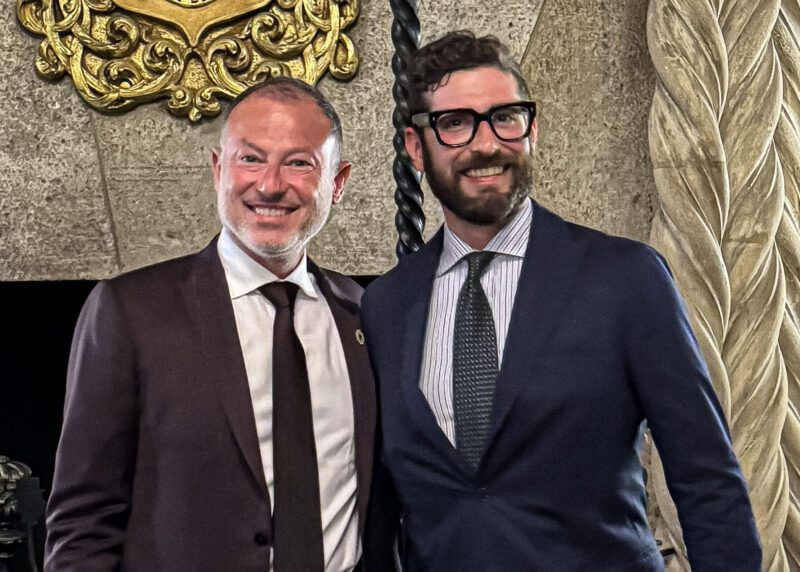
[{"left": 361, "top": 31, "right": 761, "bottom": 570}]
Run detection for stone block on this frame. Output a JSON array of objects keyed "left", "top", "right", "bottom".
[
  {"left": 522, "top": 0, "right": 657, "bottom": 243},
  {"left": 0, "top": 13, "right": 117, "bottom": 280}
]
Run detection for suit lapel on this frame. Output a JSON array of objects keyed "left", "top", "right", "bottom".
[
  {"left": 179, "top": 240, "right": 270, "bottom": 501},
  {"left": 309, "top": 262, "right": 375, "bottom": 536},
  {"left": 397, "top": 231, "right": 469, "bottom": 468},
  {"left": 487, "top": 201, "right": 590, "bottom": 446}
]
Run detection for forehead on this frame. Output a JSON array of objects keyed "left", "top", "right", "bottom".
[
  {"left": 223, "top": 94, "right": 333, "bottom": 149},
  {"left": 426, "top": 67, "right": 524, "bottom": 112}
]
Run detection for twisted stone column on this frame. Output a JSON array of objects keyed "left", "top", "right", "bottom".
[
  {"left": 647, "top": 2, "right": 732, "bottom": 566},
  {"left": 719, "top": 3, "right": 788, "bottom": 569},
  {"left": 774, "top": 2, "right": 800, "bottom": 566},
  {"left": 648, "top": 1, "right": 790, "bottom": 569}
]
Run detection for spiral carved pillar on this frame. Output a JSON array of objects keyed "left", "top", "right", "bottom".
[
  {"left": 721, "top": 3, "right": 788, "bottom": 570},
  {"left": 774, "top": 1, "right": 800, "bottom": 567},
  {"left": 648, "top": 0, "right": 791, "bottom": 569}
]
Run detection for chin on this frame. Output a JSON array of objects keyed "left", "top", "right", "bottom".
[
  {"left": 230, "top": 228, "right": 292, "bottom": 258},
  {"left": 249, "top": 240, "right": 299, "bottom": 259}
]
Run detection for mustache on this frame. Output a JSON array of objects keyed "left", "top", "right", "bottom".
[{"left": 456, "top": 150, "right": 525, "bottom": 172}]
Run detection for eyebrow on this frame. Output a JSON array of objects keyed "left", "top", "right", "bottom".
[
  {"left": 428, "top": 101, "right": 526, "bottom": 114},
  {"left": 239, "top": 138, "right": 267, "bottom": 155}
]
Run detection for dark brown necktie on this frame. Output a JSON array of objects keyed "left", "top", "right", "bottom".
[
  {"left": 453, "top": 251, "right": 498, "bottom": 471},
  {"left": 260, "top": 282, "right": 325, "bottom": 572}
]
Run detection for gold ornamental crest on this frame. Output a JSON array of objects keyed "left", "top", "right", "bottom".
[{"left": 16, "top": 0, "right": 360, "bottom": 121}]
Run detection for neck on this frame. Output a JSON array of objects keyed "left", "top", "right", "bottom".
[
  {"left": 230, "top": 233, "right": 304, "bottom": 279},
  {"left": 442, "top": 208, "right": 510, "bottom": 251},
  {"left": 253, "top": 252, "right": 303, "bottom": 279}
]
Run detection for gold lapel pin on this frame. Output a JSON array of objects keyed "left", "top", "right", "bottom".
[{"left": 355, "top": 329, "right": 365, "bottom": 345}]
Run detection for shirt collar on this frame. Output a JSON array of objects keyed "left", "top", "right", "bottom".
[
  {"left": 437, "top": 198, "right": 532, "bottom": 277},
  {"left": 217, "top": 228, "right": 318, "bottom": 300}
]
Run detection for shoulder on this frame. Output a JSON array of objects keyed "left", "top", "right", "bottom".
[
  {"left": 538, "top": 202, "right": 657, "bottom": 254},
  {"left": 89, "top": 244, "right": 214, "bottom": 311},
  {"left": 312, "top": 265, "right": 365, "bottom": 314},
  {"left": 107, "top": 251, "right": 198, "bottom": 293},
  {"left": 538, "top": 205, "right": 670, "bottom": 278},
  {"left": 111, "top": 251, "right": 198, "bottom": 286},
  {"left": 362, "top": 262, "right": 404, "bottom": 302},
  {"left": 319, "top": 266, "right": 364, "bottom": 298},
  {"left": 364, "top": 233, "right": 442, "bottom": 304}
]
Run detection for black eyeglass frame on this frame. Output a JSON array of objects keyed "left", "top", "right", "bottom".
[{"left": 410, "top": 101, "right": 537, "bottom": 148}]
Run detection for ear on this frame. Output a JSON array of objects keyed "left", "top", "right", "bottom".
[
  {"left": 404, "top": 127, "right": 425, "bottom": 173},
  {"left": 528, "top": 118, "right": 538, "bottom": 154},
  {"left": 210, "top": 147, "right": 222, "bottom": 188},
  {"left": 331, "top": 161, "right": 351, "bottom": 205}
]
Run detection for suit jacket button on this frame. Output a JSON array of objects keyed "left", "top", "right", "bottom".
[{"left": 254, "top": 532, "right": 269, "bottom": 546}]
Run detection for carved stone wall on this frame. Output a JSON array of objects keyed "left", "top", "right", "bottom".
[
  {"left": 0, "top": 1, "right": 656, "bottom": 279},
  {"left": 4, "top": 0, "right": 800, "bottom": 567},
  {"left": 648, "top": 1, "right": 800, "bottom": 569}
]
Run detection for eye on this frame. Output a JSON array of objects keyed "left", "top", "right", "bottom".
[
  {"left": 285, "top": 157, "right": 317, "bottom": 171},
  {"left": 492, "top": 107, "right": 526, "bottom": 125},
  {"left": 436, "top": 111, "right": 472, "bottom": 132},
  {"left": 239, "top": 154, "right": 259, "bottom": 163}
]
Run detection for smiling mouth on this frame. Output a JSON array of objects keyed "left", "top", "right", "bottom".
[
  {"left": 249, "top": 205, "right": 295, "bottom": 217},
  {"left": 463, "top": 165, "right": 506, "bottom": 178}
]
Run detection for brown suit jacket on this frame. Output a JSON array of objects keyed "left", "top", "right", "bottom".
[{"left": 45, "top": 239, "right": 393, "bottom": 571}]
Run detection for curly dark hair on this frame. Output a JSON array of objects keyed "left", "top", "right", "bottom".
[{"left": 406, "top": 30, "right": 531, "bottom": 115}]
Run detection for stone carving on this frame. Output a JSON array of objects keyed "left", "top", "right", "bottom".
[
  {"left": 16, "top": 0, "right": 359, "bottom": 121},
  {"left": 720, "top": 4, "right": 788, "bottom": 569},
  {"left": 774, "top": 3, "right": 800, "bottom": 567},
  {"left": 648, "top": 0, "right": 795, "bottom": 569}
]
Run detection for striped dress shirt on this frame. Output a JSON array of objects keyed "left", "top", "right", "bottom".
[{"left": 419, "top": 199, "right": 533, "bottom": 444}]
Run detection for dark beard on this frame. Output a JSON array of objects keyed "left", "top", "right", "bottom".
[{"left": 422, "top": 144, "right": 533, "bottom": 227}]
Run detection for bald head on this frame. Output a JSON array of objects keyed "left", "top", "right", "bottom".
[{"left": 219, "top": 77, "right": 343, "bottom": 165}]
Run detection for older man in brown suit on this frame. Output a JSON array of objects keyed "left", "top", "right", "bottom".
[{"left": 44, "top": 78, "right": 393, "bottom": 572}]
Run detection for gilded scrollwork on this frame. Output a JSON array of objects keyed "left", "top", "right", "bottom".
[{"left": 16, "top": 0, "right": 359, "bottom": 121}]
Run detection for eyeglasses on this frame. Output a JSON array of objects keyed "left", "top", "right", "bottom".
[{"left": 410, "top": 101, "right": 536, "bottom": 147}]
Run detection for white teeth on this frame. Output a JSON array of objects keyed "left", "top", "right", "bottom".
[
  {"left": 253, "top": 207, "right": 290, "bottom": 216},
  {"left": 465, "top": 166, "right": 504, "bottom": 177}
]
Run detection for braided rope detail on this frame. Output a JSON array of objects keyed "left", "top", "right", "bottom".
[
  {"left": 719, "top": 3, "right": 788, "bottom": 569},
  {"left": 646, "top": 2, "right": 732, "bottom": 565},
  {"left": 648, "top": 1, "right": 790, "bottom": 569},
  {"left": 389, "top": 0, "right": 424, "bottom": 257},
  {"left": 774, "top": 3, "right": 800, "bottom": 566}
]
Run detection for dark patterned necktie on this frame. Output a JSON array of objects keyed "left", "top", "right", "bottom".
[
  {"left": 259, "top": 282, "right": 325, "bottom": 572},
  {"left": 453, "top": 251, "right": 498, "bottom": 471}
]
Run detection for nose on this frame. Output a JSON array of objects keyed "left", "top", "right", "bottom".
[
  {"left": 256, "top": 164, "right": 286, "bottom": 196},
  {"left": 469, "top": 118, "right": 501, "bottom": 153}
]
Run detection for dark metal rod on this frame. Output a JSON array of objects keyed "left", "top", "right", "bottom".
[{"left": 389, "top": 0, "right": 424, "bottom": 257}]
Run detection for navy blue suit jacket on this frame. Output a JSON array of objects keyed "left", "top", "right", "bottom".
[{"left": 361, "top": 200, "right": 760, "bottom": 571}]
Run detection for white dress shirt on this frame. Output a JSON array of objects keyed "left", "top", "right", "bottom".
[
  {"left": 217, "top": 229, "right": 361, "bottom": 571},
  {"left": 419, "top": 199, "right": 532, "bottom": 444}
]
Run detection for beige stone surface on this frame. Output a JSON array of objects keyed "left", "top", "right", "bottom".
[
  {"left": 523, "top": 0, "right": 656, "bottom": 243},
  {"left": 0, "top": 15, "right": 117, "bottom": 280},
  {"left": 2, "top": 0, "right": 654, "bottom": 279},
  {"left": 91, "top": 108, "right": 221, "bottom": 273}
]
